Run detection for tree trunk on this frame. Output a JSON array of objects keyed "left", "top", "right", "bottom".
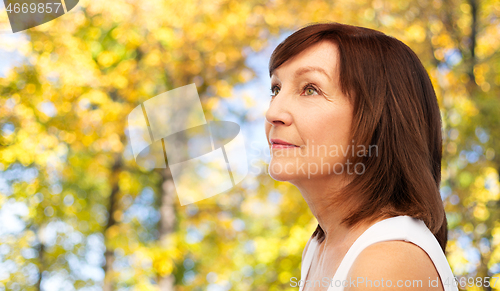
[
  {"left": 466, "top": 0, "right": 478, "bottom": 85},
  {"left": 36, "top": 229, "right": 45, "bottom": 291},
  {"left": 157, "top": 167, "right": 177, "bottom": 290},
  {"left": 103, "top": 153, "right": 123, "bottom": 291}
]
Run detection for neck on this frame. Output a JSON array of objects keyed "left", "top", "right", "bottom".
[{"left": 292, "top": 174, "right": 380, "bottom": 248}]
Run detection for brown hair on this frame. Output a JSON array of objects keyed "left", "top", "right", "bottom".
[{"left": 269, "top": 22, "right": 448, "bottom": 252}]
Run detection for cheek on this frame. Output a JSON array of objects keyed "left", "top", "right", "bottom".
[
  {"left": 333, "top": 111, "right": 353, "bottom": 141},
  {"left": 301, "top": 106, "right": 353, "bottom": 145}
]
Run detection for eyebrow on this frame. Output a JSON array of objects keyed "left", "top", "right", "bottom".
[{"left": 272, "top": 66, "right": 333, "bottom": 82}]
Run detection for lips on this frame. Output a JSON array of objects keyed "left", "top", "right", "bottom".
[{"left": 270, "top": 138, "right": 300, "bottom": 148}]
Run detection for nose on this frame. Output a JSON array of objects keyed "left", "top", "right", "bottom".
[{"left": 265, "top": 93, "right": 292, "bottom": 127}]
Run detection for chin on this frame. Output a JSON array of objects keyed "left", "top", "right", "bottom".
[
  {"left": 268, "top": 171, "right": 293, "bottom": 182},
  {"left": 267, "top": 160, "right": 300, "bottom": 182}
]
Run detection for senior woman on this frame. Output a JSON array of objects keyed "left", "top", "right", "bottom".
[{"left": 265, "top": 23, "right": 458, "bottom": 291}]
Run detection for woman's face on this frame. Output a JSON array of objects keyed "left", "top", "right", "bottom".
[{"left": 265, "top": 40, "right": 355, "bottom": 183}]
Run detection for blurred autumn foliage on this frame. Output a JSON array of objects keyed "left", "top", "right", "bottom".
[{"left": 0, "top": 0, "right": 500, "bottom": 290}]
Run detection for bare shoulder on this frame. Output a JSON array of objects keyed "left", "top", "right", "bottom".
[{"left": 345, "top": 240, "right": 444, "bottom": 291}]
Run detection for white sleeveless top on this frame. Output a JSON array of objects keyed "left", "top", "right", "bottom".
[{"left": 299, "top": 216, "right": 458, "bottom": 291}]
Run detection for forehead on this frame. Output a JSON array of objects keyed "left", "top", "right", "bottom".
[{"left": 271, "top": 40, "right": 339, "bottom": 80}]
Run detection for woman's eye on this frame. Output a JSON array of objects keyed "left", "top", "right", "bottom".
[
  {"left": 305, "top": 87, "right": 316, "bottom": 95},
  {"left": 270, "top": 84, "right": 319, "bottom": 98},
  {"left": 303, "top": 84, "right": 319, "bottom": 96},
  {"left": 270, "top": 86, "right": 280, "bottom": 97}
]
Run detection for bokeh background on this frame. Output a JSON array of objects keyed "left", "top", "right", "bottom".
[{"left": 1, "top": 0, "right": 500, "bottom": 290}]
